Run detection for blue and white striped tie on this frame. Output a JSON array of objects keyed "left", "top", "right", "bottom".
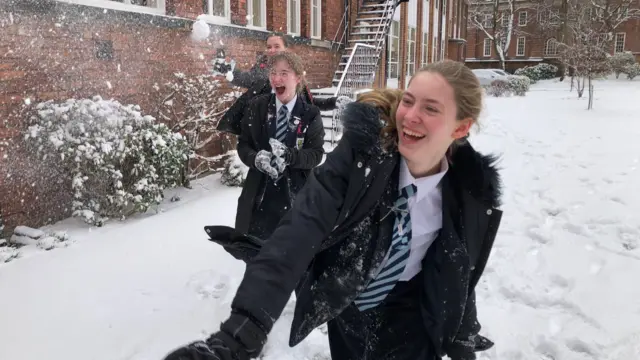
[
  {"left": 354, "top": 183, "right": 417, "bottom": 311},
  {"left": 275, "top": 106, "right": 289, "bottom": 142}
]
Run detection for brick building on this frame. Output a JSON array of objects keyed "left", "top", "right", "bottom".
[
  {"left": 376, "top": 0, "right": 469, "bottom": 89},
  {"left": 464, "top": 0, "right": 640, "bottom": 72},
  {"left": 0, "top": 0, "right": 345, "bottom": 231}
]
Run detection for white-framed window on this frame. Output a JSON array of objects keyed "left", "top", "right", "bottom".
[
  {"left": 483, "top": 13, "right": 493, "bottom": 28},
  {"left": 388, "top": 20, "right": 400, "bottom": 79},
  {"left": 287, "top": 0, "right": 301, "bottom": 35},
  {"left": 516, "top": 36, "right": 525, "bottom": 56},
  {"left": 54, "top": 0, "right": 165, "bottom": 15},
  {"left": 440, "top": 38, "right": 445, "bottom": 60},
  {"left": 422, "top": 32, "right": 429, "bottom": 67},
  {"left": 407, "top": 27, "right": 416, "bottom": 76},
  {"left": 545, "top": 38, "right": 558, "bottom": 56},
  {"left": 310, "top": 0, "right": 322, "bottom": 39},
  {"left": 202, "top": 0, "right": 230, "bottom": 23},
  {"left": 432, "top": 35, "right": 437, "bottom": 62},
  {"left": 247, "top": 0, "right": 266, "bottom": 28},
  {"left": 615, "top": 33, "right": 626, "bottom": 53},
  {"left": 518, "top": 11, "right": 527, "bottom": 26},
  {"left": 483, "top": 38, "right": 492, "bottom": 57},
  {"left": 501, "top": 12, "right": 509, "bottom": 27}
]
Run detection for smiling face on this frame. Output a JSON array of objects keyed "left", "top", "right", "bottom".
[
  {"left": 396, "top": 71, "right": 473, "bottom": 177},
  {"left": 269, "top": 59, "right": 301, "bottom": 104},
  {"left": 266, "top": 35, "right": 286, "bottom": 57}
]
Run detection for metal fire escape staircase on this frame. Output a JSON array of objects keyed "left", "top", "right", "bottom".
[{"left": 319, "top": 0, "right": 400, "bottom": 151}]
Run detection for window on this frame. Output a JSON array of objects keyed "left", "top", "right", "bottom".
[
  {"left": 55, "top": 0, "right": 165, "bottom": 14},
  {"left": 203, "top": 0, "right": 230, "bottom": 22},
  {"left": 501, "top": 12, "right": 509, "bottom": 27},
  {"left": 247, "top": 0, "right": 266, "bottom": 28},
  {"left": 422, "top": 32, "right": 429, "bottom": 67},
  {"left": 516, "top": 36, "right": 525, "bottom": 56},
  {"left": 388, "top": 21, "right": 400, "bottom": 79},
  {"left": 310, "top": 0, "right": 322, "bottom": 39},
  {"left": 440, "top": 38, "right": 445, "bottom": 60},
  {"left": 432, "top": 35, "right": 437, "bottom": 62},
  {"left": 518, "top": 11, "right": 527, "bottom": 26},
  {"left": 483, "top": 38, "right": 492, "bottom": 57},
  {"left": 483, "top": 14, "right": 493, "bottom": 28},
  {"left": 545, "top": 38, "right": 558, "bottom": 56},
  {"left": 287, "top": 0, "right": 301, "bottom": 35},
  {"left": 615, "top": 33, "right": 626, "bottom": 53},
  {"left": 407, "top": 27, "right": 416, "bottom": 76}
]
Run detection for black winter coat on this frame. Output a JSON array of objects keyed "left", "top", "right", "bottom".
[
  {"left": 235, "top": 93, "right": 325, "bottom": 234},
  {"left": 218, "top": 59, "right": 338, "bottom": 135},
  {"left": 227, "top": 101, "right": 503, "bottom": 360}
]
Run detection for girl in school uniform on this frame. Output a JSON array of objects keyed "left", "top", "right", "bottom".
[{"left": 164, "top": 60, "right": 502, "bottom": 360}]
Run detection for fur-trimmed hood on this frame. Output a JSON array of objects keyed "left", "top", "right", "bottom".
[{"left": 340, "top": 101, "right": 503, "bottom": 208}]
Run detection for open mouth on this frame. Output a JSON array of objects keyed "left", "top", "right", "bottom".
[
  {"left": 402, "top": 128, "right": 426, "bottom": 142},
  {"left": 275, "top": 86, "right": 286, "bottom": 95}
]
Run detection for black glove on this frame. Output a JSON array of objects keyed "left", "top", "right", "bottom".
[
  {"left": 162, "top": 313, "right": 267, "bottom": 360},
  {"left": 213, "top": 61, "right": 232, "bottom": 74}
]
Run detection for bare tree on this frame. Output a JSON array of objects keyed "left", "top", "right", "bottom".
[
  {"left": 469, "top": 0, "right": 528, "bottom": 70},
  {"left": 536, "top": 0, "right": 639, "bottom": 109}
]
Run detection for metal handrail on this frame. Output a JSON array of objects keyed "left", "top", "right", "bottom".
[{"left": 334, "top": 43, "right": 377, "bottom": 96}]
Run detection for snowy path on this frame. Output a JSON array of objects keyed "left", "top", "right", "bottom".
[{"left": 1, "top": 78, "right": 640, "bottom": 360}]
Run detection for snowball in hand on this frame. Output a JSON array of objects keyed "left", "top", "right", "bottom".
[{"left": 191, "top": 19, "right": 210, "bottom": 41}]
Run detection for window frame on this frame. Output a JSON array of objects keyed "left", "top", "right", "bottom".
[
  {"left": 310, "top": 0, "right": 322, "bottom": 39},
  {"left": 516, "top": 36, "right": 526, "bottom": 56},
  {"left": 483, "top": 38, "right": 492, "bottom": 57},
  {"left": 407, "top": 27, "right": 416, "bottom": 76},
  {"left": 518, "top": 11, "right": 527, "bottom": 26},
  {"left": 287, "top": 0, "right": 301, "bottom": 36},
  {"left": 200, "top": 0, "right": 231, "bottom": 24},
  {"left": 614, "top": 32, "right": 626, "bottom": 53},
  {"left": 53, "top": 0, "right": 165, "bottom": 15},
  {"left": 387, "top": 20, "right": 400, "bottom": 80},
  {"left": 247, "top": 0, "right": 267, "bottom": 29},
  {"left": 545, "top": 38, "right": 558, "bottom": 56}
]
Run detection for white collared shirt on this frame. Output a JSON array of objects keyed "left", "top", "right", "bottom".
[
  {"left": 396, "top": 157, "right": 449, "bottom": 281},
  {"left": 275, "top": 94, "right": 297, "bottom": 122}
]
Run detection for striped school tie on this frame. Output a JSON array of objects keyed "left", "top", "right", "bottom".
[
  {"left": 275, "top": 106, "right": 289, "bottom": 142},
  {"left": 354, "top": 183, "right": 417, "bottom": 311}
]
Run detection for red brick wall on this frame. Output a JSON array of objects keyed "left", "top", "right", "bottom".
[{"left": 0, "top": 0, "right": 341, "bottom": 232}]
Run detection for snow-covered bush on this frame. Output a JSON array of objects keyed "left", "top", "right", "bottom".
[
  {"left": 23, "top": 96, "right": 190, "bottom": 226},
  {"left": 623, "top": 63, "right": 640, "bottom": 80},
  {"left": 220, "top": 150, "right": 249, "bottom": 187},
  {"left": 506, "top": 75, "right": 531, "bottom": 96},
  {"left": 0, "top": 246, "right": 19, "bottom": 263},
  {"left": 156, "top": 73, "right": 242, "bottom": 179},
  {"left": 609, "top": 52, "right": 636, "bottom": 79},
  {"left": 487, "top": 79, "right": 510, "bottom": 97},
  {"left": 514, "top": 63, "right": 558, "bottom": 83}
]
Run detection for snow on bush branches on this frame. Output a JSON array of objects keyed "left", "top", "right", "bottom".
[
  {"left": 488, "top": 75, "right": 531, "bottom": 97},
  {"left": 155, "top": 73, "right": 242, "bottom": 179},
  {"left": 24, "top": 96, "right": 190, "bottom": 226},
  {"left": 514, "top": 63, "right": 558, "bottom": 83}
]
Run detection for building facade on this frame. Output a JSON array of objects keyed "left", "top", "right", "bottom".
[
  {"left": 376, "top": 0, "right": 469, "bottom": 89},
  {"left": 0, "top": 0, "right": 345, "bottom": 231},
  {"left": 464, "top": 0, "right": 640, "bottom": 72}
]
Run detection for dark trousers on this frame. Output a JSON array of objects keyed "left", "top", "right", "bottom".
[{"left": 327, "top": 273, "right": 435, "bottom": 360}]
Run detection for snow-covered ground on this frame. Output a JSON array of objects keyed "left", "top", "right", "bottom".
[{"left": 1, "top": 77, "right": 640, "bottom": 360}]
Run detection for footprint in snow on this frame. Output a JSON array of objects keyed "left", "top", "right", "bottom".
[{"left": 186, "top": 270, "right": 231, "bottom": 300}]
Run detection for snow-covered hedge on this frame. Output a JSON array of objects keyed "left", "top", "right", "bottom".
[
  {"left": 24, "top": 96, "right": 190, "bottom": 226},
  {"left": 623, "top": 63, "right": 640, "bottom": 80},
  {"left": 514, "top": 63, "right": 558, "bottom": 83},
  {"left": 487, "top": 75, "right": 530, "bottom": 97},
  {"left": 220, "top": 150, "right": 249, "bottom": 187},
  {"left": 507, "top": 75, "right": 531, "bottom": 96},
  {"left": 609, "top": 52, "right": 636, "bottom": 79}
]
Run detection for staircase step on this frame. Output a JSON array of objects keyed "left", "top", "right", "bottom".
[
  {"left": 353, "top": 23, "right": 386, "bottom": 28},
  {"left": 348, "top": 38, "right": 378, "bottom": 42},
  {"left": 351, "top": 31, "right": 384, "bottom": 36},
  {"left": 361, "top": 3, "right": 388, "bottom": 7},
  {"left": 356, "top": 17, "right": 387, "bottom": 21},
  {"left": 359, "top": 10, "right": 388, "bottom": 14}
]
